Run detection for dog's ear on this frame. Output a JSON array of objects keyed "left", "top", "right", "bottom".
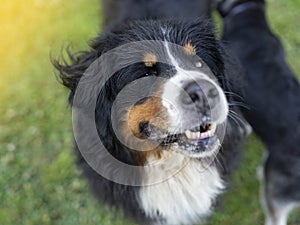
[
  {"left": 52, "top": 46, "right": 99, "bottom": 104},
  {"left": 52, "top": 32, "right": 117, "bottom": 104}
]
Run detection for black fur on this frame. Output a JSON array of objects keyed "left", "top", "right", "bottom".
[
  {"left": 101, "top": 0, "right": 213, "bottom": 27},
  {"left": 54, "top": 0, "right": 249, "bottom": 224},
  {"left": 221, "top": 1, "right": 300, "bottom": 223}
]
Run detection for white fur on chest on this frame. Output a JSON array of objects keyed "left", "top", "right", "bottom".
[{"left": 139, "top": 153, "right": 224, "bottom": 225}]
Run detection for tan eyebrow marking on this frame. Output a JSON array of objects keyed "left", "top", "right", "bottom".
[
  {"left": 184, "top": 42, "right": 197, "bottom": 56},
  {"left": 143, "top": 53, "right": 158, "bottom": 67}
]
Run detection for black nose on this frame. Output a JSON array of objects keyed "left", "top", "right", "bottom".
[{"left": 181, "top": 80, "right": 220, "bottom": 111}]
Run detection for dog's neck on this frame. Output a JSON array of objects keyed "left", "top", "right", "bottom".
[{"left": 139, "top": 151, "right": 224, "bottom": 225}]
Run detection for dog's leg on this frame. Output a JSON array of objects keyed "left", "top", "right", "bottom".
[
  {"left": 218, "top": 0, "right": 300, "bottom": 225},
  {"left": 260, "top": 152, "right": 299, "bottom": 225},
  {"left": 258, "top": 154, "right": 296, "bottom": 225}
]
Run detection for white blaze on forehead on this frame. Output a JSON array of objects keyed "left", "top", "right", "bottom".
[
  {"left": 164, "top": 40, "right": 180, "bottom": 68},
  {"left": 161, "top": 41, "right": 228, "bottom": 128}
]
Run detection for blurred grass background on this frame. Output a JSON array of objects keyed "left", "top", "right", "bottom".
[{"left": 0, "top": 0, "right": 299, "bottom": 224}]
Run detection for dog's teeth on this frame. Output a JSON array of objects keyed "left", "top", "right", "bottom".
[
  {"left": 185, "top": 130, "right": 193, "bottom": 139},
  {"left": 194, "top": 132, "right": 201, "bottom": 139},
  {"left": 185, "top": 130, "right": 200, "bottom": 139},
  {"left": 191, "top": 132, "right": 196, "bottom": 139},
  {"left": 185, "top": 124, "right": 217, "bottom": 140}
]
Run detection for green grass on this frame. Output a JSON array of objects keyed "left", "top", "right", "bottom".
[{"left": 0, "top": 0, "right": 299, "bottom": 224}]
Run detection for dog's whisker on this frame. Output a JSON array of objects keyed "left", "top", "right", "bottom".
[
  {"left": 224, "top": 91, "right": 244, "bottom": 100},
  {"left": 213, "top": 145, "right": 224, "bottom": 170},
  {"left": 228, "top": 102, "right": 250, "bottom": 110},
  {"left": 228, "top": 113, "right": 244, "bottom": 129}
]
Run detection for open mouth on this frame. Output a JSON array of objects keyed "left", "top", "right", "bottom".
[{"left": 141, "top": 121, "right": 219, "bottom": 156}]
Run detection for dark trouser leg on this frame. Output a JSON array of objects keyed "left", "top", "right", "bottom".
[{"left": 219, "top": 1, "right": 300, "bottom": 225}]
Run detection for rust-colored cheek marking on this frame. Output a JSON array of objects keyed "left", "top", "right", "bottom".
[
  {"left": 128, "top": 97, "right": 165, "bottom": 137},
  {"left": 127, "top": 80, "right": 169, "bottom": 137},
  {"left": 125, "top": 82, "right": 170, "bottom": 165},
  {"left": 127, "top": 97, "right": 167, "bottom": 165},
  {"left": 184, "top": 41, "right": 197, "bottom": 56}
]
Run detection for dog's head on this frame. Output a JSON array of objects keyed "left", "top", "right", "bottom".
[{"left": 55, "top": 19, "right": 233, "bottom": 166}]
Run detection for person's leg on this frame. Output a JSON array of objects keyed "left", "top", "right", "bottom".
[{"left": 218, "top": 1, "right": 300, "bottom": 224}]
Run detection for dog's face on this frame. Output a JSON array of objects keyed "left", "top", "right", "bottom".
[
  {"left": 56, "top": 20, "right": 230, "bottom": 165},
  {"left": 124, "top": 44, "right": 228, "bottom": 161}
]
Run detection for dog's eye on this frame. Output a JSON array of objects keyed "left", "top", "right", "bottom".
[{"left": 195, "top": 61, "right": 203, "bottom": 68}]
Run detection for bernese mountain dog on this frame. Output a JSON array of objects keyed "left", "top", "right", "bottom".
[{"left": 53, "top": 0, "right": 299, "bottom": 224}]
